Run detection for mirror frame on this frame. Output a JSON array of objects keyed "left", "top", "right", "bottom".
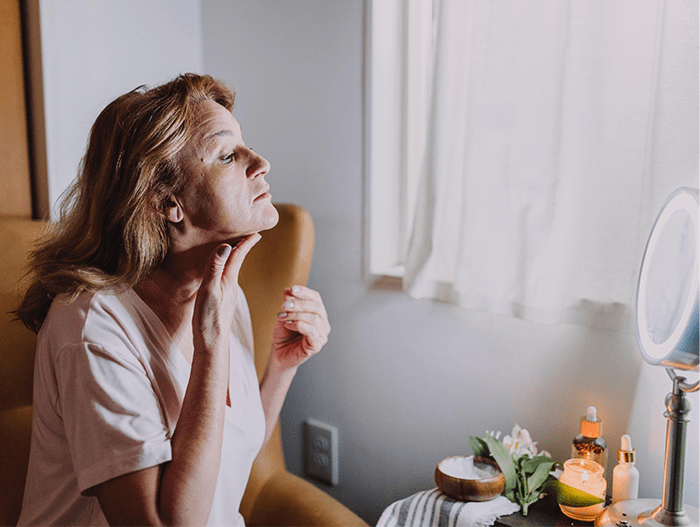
[{"left": 635, "top": 187, "right": 699, "bottom": 371}]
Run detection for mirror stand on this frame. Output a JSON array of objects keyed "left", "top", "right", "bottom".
[{"left": 595, "top": 375, "right": 699, "bottom": 527}]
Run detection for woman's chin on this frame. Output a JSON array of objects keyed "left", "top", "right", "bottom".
[
  {"left": 232, "top": 212, "right": 279, "bottom": 241},
  {"left": 259, "top": 205, "right": 280, "bottom": 232}
]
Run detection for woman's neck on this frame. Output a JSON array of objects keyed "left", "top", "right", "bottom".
[{"left": 133, "top": 249, "right": 209, "bottom": 363}]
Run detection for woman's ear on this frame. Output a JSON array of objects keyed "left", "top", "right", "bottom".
[{"left": 162, "top": 196, "right": 184, "bottom": 224}]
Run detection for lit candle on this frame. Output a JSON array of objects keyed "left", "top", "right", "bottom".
[{"left": 559, "top": 458, "right": 607, "bottom": 521}]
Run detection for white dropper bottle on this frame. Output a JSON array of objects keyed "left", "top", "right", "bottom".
[{"left": 612, "top": 434, "right": 640, "bottom": 504}]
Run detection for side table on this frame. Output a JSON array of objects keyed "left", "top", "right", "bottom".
[{"left": 495, "top": 495, "right": 595, "bottom": 527}]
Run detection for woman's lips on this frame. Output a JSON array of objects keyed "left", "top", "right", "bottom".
[{"left": 254, "top": 187, "right": 271, "bottom": 201}]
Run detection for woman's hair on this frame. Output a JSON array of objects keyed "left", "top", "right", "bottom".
[{"left": 16, "top": 73, "right": 235, "bottom": 333}]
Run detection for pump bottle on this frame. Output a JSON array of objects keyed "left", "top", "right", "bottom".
[
  {"left": 612, "top": 434, "right": 639, "bottom": 504},
  {"left": 571, "top": 406, "right": 608, "bottom": 475}
]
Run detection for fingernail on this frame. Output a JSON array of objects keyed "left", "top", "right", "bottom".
[
  {"left": 277, "top": 311, "right": 288, "bottom": 318},
  {"left": 217, "top": 244, "right": 232, "bottom": 258},
  {"left": 283, "top": 300, "right": 295, "bottom": 309},
  {"left": 292, "top": 286, "right": 301, "bottom": 294}
]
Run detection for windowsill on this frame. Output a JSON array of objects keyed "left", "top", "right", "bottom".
[
  {"left": 368, "top": 264, "right": 404, "bottom": 291},
  {"left": 378, "top": 264, "right": 405, "bottom": 278}
]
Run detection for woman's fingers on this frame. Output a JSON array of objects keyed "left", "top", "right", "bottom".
[
  {"left": 283, "top": 285, "right": 322, "bottom": 303},
  {"left": 200, "top": 233, "right": 261, "bottom": 294},
  {"left": 277, "top": 285, "right": 331, "bottom": 340},
  {"left": 277, "top": 310, "right": 324, "bottom": 327},
  {"left": 278, "top": 310, "right": 330, "bottom": 336},
  {"left": 280, "top": 286, "right": 328, "bottom": 319},
  {"left": 194, "top": 234, "right": 261, "bottom": 350},
  {"left": 222, "top": 233, "right": 262, "bottom": 285},
  {"left": 271, "top": 286, "right": 329, "bottom": 369},
  {"left": 200, "top": 243, "right": 232, "bottom": 293},
  {"left": 278, "top": 316, "right": 329, "bottom": 347}
]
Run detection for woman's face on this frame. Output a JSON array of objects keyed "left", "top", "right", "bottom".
[{"left": 175, "top": 100, "right": 279, "bottom": 244}]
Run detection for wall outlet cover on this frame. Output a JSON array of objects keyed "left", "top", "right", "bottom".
[{"left": 304, "top": 419, "right": 339, "bottom": 486}]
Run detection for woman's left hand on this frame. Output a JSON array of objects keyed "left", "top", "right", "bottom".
[{"left": 272, "top": 285, "right": 330, "bottom": 371}]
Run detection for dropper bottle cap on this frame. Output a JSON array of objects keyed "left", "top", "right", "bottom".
[
  {"left": 580, "top": 406, "right": 602, "bottom": 438},
  {"left": 618, "top": 434, "right": 635, "bottom": 463}
]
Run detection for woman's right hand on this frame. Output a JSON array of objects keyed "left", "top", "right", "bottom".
[{"left": 192, "top": 233, "right": 261, "bottom": 353}]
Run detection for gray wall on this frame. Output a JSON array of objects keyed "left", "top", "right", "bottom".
[
  {"left": 39, "top": 0, "right": 203, "bottom": 212},
  {"left": 202, "top": 1, "right": 698, "bottom": 523}
]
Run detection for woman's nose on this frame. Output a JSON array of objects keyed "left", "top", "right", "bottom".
[{"left": 247, "top": 149, "right": 271, "bottom": 178}]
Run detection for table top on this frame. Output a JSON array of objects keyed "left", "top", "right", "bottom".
[{"left": 494, "top": 495, "right": 595, "bottom": 527}]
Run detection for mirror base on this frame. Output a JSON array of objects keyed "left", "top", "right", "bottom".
[{"left": 595, "top": 499, "right": 699, "bottom": 527}]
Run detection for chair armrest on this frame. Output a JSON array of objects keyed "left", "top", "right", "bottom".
[{"left": 247, "top": 470, "right": 368, "bottom": 527}]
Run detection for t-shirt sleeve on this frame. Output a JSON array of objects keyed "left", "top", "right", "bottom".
[{"left": 55, "top": 342, "right": 173, "bottom": 493}]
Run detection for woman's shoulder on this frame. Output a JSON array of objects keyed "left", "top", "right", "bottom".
[
  {"left": 46, "top": 286, "right": 129, "bottom": 317},
  {"left": 40, "top": 287, "right": 142, "bottom": 349}
]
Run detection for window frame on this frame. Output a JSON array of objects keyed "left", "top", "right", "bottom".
[{"left": 363, "top": 0, "right": 431, "bottom": 282}]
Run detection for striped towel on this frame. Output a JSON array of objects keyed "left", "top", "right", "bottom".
[{"left": 376, "top": 488, "right": 520, "bottom": 527}]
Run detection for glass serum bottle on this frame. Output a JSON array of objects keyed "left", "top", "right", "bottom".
[{"left": 612, "top": 434, "right": 639, "bottom": 504}]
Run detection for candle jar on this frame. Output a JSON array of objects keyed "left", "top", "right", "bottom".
[{"left": 559, "top": 459, "right": 607, "bottom": 521}]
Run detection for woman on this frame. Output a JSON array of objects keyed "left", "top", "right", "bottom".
[{"left": 16, "top": 73, "right": 330, "bottom": 526}]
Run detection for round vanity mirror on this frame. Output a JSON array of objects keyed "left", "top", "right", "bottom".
[{"left": 636, "top": 187, "right": 699, "bottom": 372}]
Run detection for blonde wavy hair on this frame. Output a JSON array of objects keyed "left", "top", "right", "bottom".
[{"left": 17, "top": 73, "right": 235, "bottom": 333}]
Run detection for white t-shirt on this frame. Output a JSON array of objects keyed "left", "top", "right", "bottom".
[{"left": 18, "top": 286, "right": 265, "bottom": 527}]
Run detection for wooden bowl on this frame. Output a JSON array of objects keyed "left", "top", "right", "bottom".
[{"left": 435, "top": 456, "right": 505, "bottom": 502}]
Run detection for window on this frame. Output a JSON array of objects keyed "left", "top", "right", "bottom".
[{"left": 365, "top": 0, "right": 698, "bottom": 330}]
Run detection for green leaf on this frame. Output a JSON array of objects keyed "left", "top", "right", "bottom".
[
  {"left": 520, "top": 455, "right": 556, "bottom": 475},
  {"left": 544, "top": 477, "right": 605, "bottom": 507},
  {"left": 515, "top": 469, "right": 526, "bottom": 497},
  {"left": 469, "top": 436, "right": 490, "bottom": 458},
  {"left": 526, "top": 460, "right": 556, "bottom": 495},
  {"left": 483, "top": 435, "right": 517, "bottom": 496}
]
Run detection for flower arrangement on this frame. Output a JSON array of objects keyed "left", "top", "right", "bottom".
[{"left": 470, "top": 424, "right": 604, "bottom": 516}]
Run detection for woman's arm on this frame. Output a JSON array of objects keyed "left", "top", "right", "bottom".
[
  {"left": 91, "top": 235, "right": 261, "bottom": 526},
  {"left": 259, "top": 285, "right": 330, "bottom": 445},
  {"left": 259, "top": 357, "right": 297, "bottom": 446},
  {"left": 92, "top": 333, "right": 227, "bottom": 526}
]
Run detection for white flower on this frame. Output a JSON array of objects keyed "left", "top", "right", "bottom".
[{"left": 502, "top": 424, "right": 541, "bottom": 459}]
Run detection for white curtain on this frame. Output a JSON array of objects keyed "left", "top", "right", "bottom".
[{"left": 401, "top": 0, "right": 698, "bottom": 329}]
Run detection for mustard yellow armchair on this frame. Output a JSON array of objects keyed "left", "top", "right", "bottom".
[{"left": 0, "top": 204, "right": 367, "bottom": 527}]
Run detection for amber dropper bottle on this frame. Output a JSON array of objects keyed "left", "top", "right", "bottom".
[{"left": 571, "top": 406, "right": 608, "bottom": 476}]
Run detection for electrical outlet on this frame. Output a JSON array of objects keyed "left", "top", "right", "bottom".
[{"left": 304, "top": 419, "right": 339, "bottom": 486}]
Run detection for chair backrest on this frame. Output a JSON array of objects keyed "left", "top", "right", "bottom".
[
  {"left": 238, "top": 203, "right": 314, "bottom": 520},
  {"left": 0, "top": 204, "right": 313, "bottom": 526},
  {"left": 0, "top": 216, "right": 46, "bottom": 526}
]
